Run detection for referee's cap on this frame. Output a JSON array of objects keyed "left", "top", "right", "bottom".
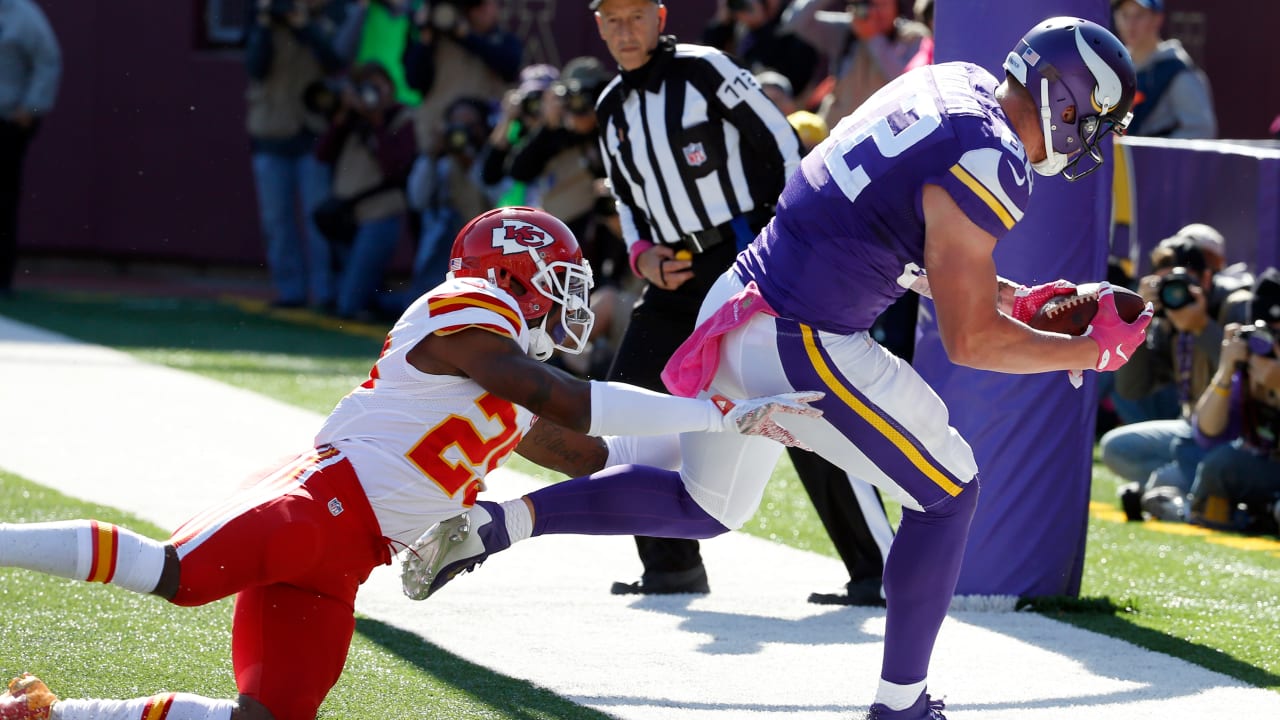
[{"left": 589, "top": 0, "right": 661, "bottom": 10}]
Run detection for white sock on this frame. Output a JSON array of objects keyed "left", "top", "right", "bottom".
[
  {"left": 499, "top": 498, "right": 533, "bottom": 544},
  {"left": 875, "top": 678, "right": 927, "bottom": 710},
  {"left": 0, "top": 520, "right": 166, "bottom": 594},
  {"left": 52, "top": 693, "right": 235, "bottom": 720}
]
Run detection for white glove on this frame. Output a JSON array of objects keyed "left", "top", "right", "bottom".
[{"left": 710, "top": 391, "right": 824, "bottom": 449}]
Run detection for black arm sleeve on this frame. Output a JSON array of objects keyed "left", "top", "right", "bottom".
[
  {"left": 403, "top": 37, "right": 436, "bottom": 95},
  {"left": 456, "top": 31, "right": 523, "bottom": 84},
  {"left": 506, "top": 126, "right": 568, "bottom": 183},
  {"left": 245, "top": 23, "right": 274, "bottom": 80}
]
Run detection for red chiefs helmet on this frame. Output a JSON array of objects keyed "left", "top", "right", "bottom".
[{"left": 449, "top": 207, "right": 595, "bottom": 360}]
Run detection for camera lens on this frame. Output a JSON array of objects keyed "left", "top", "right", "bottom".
[
  {"left": 1159, "top": 280, "right": 1191, "bottom": 309},
  {"left": 1157, "top": 270, "right": 1195, "bottom": 311},
  {"left": 520, "top": 93, "right": 541, "bottom": 117}
]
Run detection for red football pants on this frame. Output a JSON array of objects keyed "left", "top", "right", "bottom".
[{"left": 167, "top": 446, "right": 391, "bottom": 720}]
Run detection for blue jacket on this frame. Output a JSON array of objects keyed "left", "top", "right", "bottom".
[{"left": 0, "top": 0, "right": 61, "bottom": 118}]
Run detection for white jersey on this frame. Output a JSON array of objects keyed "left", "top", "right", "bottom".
[{"left": 315, "top": 277, "right": 537, "bottom": 545}]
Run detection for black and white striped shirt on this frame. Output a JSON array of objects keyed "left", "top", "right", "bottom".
[{"left": 596, "top": 37, "right": 802, "bottom": 249}]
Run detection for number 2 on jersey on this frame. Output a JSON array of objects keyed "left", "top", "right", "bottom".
[
  {"left": 823, "top": 88, "right": 943, "bottom": 203},
  {"left": 407, "top": 393, "right": 522, "bottom": 506}
]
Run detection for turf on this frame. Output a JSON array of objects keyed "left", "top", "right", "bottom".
[
  {"left": 0, "top": 472, "right": 612, "bottom": 719},
  {"left": 1, "top": 288, "right": 1278, "bottom": 708}
]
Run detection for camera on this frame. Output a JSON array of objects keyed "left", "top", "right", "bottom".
[
  {"left": 1238, "top": 321, "right": 1277, "bottom": 359},
  {"left": 519, "top": 91, "right": 542, "bottom": 119},
  {"left": 442, "top": 123, "right": 477, "bottom": 155},
  {"left": 302, "top": 77, "right": 350, "bottom": 119},
  {"left": 355, "top": 81, "right": 384, "bottom": 109},
  {"left": 1157, "top": 268, "right": 1197, "bottom": 311},
  {"left": 555, "top": 81, "right": 598, "bottom": 117}
]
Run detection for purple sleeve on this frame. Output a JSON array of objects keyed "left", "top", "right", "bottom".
[{"left": 929, "top": 121, "right": 1032, "bottom": 241}]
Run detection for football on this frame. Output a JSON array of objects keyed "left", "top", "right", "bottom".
[{"left": 1029, "top": 283, "right": 1148, "bottom": 336}]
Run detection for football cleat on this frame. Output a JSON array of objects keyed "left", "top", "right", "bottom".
[
  {"left": 866, "top": 692, "right": 946, "bottom": 720},
  {"left": 0, "top": 674, "right": 58, "bottom": 720},
  {"left": 400, "top": 501, "right": 510, "bottom": 601}
]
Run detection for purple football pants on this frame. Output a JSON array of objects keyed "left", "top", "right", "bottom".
[{"left": 530, "top": 464, "right": 729, "bottom": 539}]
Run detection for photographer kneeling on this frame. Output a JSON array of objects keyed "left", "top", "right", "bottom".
[
  {"left": 1187, "top": 269, "right": 1280, "bottom": 534},
  {"left": 1102, "top": 238, "right": 1252, "bottom": 521},
  {"left": 313, "top": 61, "right": 416, "bottom": 319}
]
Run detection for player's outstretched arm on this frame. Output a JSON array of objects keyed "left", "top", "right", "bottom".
[
  {"left": 922, "top": 184, "right": 1105, "bottom": 374},
  {"left": 410, "top": 325, "right": 823, "bottom": 442},
  {"left": 515, "top": 420, "right": 610, "bottom": 477}
]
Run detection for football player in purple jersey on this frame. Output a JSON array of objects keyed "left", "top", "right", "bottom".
[{"left": 412, "top": 17, "right": 1153, "bottom": 720}]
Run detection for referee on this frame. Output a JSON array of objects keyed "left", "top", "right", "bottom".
[{"left": 591, "top": 0, "right": 802, "bottom": 595}]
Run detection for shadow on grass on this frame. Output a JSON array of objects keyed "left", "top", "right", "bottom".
[
  {"left": 1052, "top": 610, "right": 1280, "bottom": 691},
  {"left": 354, "top": 617, "right": 613, "bottom": 720}
]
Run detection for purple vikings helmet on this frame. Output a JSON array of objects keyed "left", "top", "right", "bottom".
[{"left": 1003, "top": 17, "right": 1136, "bottom": 181}]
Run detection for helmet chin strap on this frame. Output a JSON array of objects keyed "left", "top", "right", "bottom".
[
  {"left": 526, "top": 315, "right": 556, "bottom": 361},
  {"left": 1032, "top": 77, "right": 1069, "bottom": 177}
]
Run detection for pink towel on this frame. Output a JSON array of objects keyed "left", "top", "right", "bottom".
[{"left": 661, "top": 281, "right": 776, "bottom": 397}]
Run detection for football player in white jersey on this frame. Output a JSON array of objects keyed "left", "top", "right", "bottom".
[{"left": 0, "top": 207, "right": 821, "bottom": 720}]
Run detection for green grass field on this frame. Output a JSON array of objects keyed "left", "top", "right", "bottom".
[{"left": 1, "top": 288, "right": 1278, "bottom": 717}]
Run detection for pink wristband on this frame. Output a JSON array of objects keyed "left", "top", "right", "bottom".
[{"left": 628, "top": 239, "right": 655, "bottom": 278}]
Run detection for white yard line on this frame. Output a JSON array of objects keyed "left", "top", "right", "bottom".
[{"left": 2, "top": 314, "right": 1276, "bottom": 719}]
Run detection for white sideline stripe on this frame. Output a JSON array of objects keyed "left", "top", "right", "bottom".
[{"left": 1, "top": 313, "right": 1277, "bottom": 720}]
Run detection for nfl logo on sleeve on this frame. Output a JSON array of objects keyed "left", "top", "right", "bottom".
[
  {"left": 328, "top": 497, "right": 344, "bottom": 516},
  {"left": 683, "top": 142, "right": 707, "bottom": 167}
]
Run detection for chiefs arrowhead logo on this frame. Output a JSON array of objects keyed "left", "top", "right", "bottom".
[{"left": 491, "top": 220, "right": 555, "bottom": 255}]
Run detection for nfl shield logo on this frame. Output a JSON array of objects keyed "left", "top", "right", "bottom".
[{"left": 683, "top": 142, "right": 707, "bottom": 167}]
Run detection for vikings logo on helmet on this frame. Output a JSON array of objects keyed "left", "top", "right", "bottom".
[{"left": 491, "top": 220, "right": 556, "bottom": 255}]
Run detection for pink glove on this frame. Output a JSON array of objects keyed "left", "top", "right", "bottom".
[
  {"left": 1011, "top": 279, "right": 1077, "bottom": 324},
  {"left": 1082, "top": 282, "right": 1154, "bottom": 371},
  {"left": 711, "top": 391, "right": 824, "bottom": 450}
]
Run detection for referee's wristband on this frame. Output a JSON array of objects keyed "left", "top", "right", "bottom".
[{"left": 628, "top": 239, "right": 655, "bottom": 278}]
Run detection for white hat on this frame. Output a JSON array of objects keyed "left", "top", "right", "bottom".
[{"left": 1175, "top": 223, "right": 1225, "bottom": 258}]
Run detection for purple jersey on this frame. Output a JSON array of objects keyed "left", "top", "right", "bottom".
[{"left": 735, "top": 62, "right": 1033, "bottom": 333}]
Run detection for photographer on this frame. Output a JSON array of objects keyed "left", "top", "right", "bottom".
[
  {"left": 782, "top": 0, "right": 928, "bottom": 128},
  {"left": 313, "top": 61, "right": 416, "bottom": 320},
  {"left": 1102, "top": 238, "right": 1252, "bottom": 521},
  {"left": 402, "top": 0, "right": 520, "bottom": 158},
  {"left": 506, "top": 57, "right": 623, "bottom": 378},
  {"left": 401, "top": 96, "right": 496, "bottom": 304},
  {"left": 1187, "top": 269, "right": 1280, "bottom": 534},
  {"left": 245, "top": 0, "right": 353, "bottom": 309},
  {"left": 702, "top": 0, "right": 820, "bottom": 100},
  {"left": 479, "top": 63, "right": 560, "bottom": 209}
]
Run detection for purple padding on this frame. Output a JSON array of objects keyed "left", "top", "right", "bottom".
[{"left": 919, "top": 0, "right": 1111, "bottom": 597}]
